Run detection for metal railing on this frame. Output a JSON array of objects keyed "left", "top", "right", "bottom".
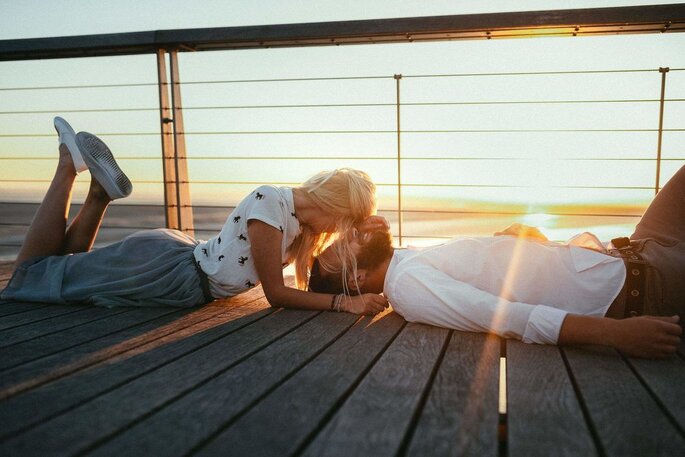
[
  {"left": 2, "top": 65, "right": 684, "bottom": 253},
  {"left": 1, "top": 4, "right": 685, "bottom": 256}
]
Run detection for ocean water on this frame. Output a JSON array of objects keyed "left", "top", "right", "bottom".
[{"left": 0, "top": 202, "right": 641, "bottom": 262}]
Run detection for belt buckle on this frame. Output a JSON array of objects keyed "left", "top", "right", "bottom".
[{"left": 611, "top": 237, "right": 631, "bottom": 249}]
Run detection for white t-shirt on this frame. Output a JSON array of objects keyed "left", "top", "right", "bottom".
[
  {"left": 384, "top": 234, "right": 626, "bottom": 345},
  {"left": 194, "top": 185, "right": 301, "bottom": 298}
]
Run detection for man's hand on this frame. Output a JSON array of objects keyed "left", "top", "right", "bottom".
[
  {"left": 342, "top": 293, "right": 389, "bottom": 315},
  {"left": 610, "top": 315, "right": 682, "bottom": 358},
  {"left": 559, "top": 314, "right": 682, "bottom": 359},
  {"left": 494, "top": 223, "right": 548, "bottom": 242}
]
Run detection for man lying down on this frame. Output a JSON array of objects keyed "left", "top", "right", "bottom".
[{"left": 309, "top": 221, "right": 683, "bottom": 359}]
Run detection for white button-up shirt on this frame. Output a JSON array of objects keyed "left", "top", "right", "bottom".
[{"left": 383, "top": 233, "right": 626, "bottom": 344}]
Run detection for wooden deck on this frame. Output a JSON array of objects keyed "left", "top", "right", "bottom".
[{"left": 0, "top": 261, "right": 683, "bottom": 456}]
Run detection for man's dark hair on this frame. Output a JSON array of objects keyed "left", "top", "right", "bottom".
[
  {"left": 308, "top": 258, "right": 345, "bottom": 294},
  {"left": 308, "top": 230, "right": 393, "bottom": 294},
  {"left": 356, "top": 230, "right": 393, "bottom": 270}
]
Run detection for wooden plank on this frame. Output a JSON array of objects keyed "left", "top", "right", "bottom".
[
  {"left": 85, "top": 310, "right": 360, "bottom": 456},
  {"left": 626, "top": 355, "right": 685, "bottom": 432},
  {"left": 0, "top": 306, "right": 129, "bottom": 348},
  {"left": 506, "top": 341, "right": 597, "bottom": 457},
  {"left": 405, "top": 332, "right": 500, "bottom": 457},
  {"left": 0, "top": 302, "right": 49, "bottom": 317},
  {"left": 0, "top": 308, "right": 317, "bottom": 456},
  {"left": 299, "top": 323, "right": 449, "bottom": 457},
  {"left": 0, "top": 298, "right": 272, "bottom": 440},
  {"left": 0, "top": 306, "right": 207, "bottom": 394},
  {"left": 0, "top": 307, "right": 176, "bottom": 370},
  {"left": 0, "top": 305, "right": 84, "bottom": 331},
  {"left": 564, "top": 345, "right": 685, "bottom": 456},
  {"left": 191, "top": 309, "right": 404, "bottom": 457},
  {"left": 0, "top": 285, "right": 274, "bottom": 394}
]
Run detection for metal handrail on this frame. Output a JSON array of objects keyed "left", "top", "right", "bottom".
[{"left": 1, "top": 68, "right": 681, "bottom": 241}]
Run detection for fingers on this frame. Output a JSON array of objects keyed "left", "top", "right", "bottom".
[
  {"left": 648, "top": 343, "right": 678, "bottom": 358},
  {"left": 344, "top": 294, "right": 387, "bottom": 315},
  {"left": 359, "top": 294, "right": 389, "bottom": 315},
  {"left": 659, "top": 334, "right": 681, "bottom": 346},
  {"left": 367, "top": 296, "right": 388, "bottom": 314},
  {"left": 642, "top": 316, "right": 683, "bottom": 335},
  {"left": 644, "top": 314, "right": 680, "bottom": 323},
  {"left": 359, "top": 216, "right": 390, "bottom": 231}
]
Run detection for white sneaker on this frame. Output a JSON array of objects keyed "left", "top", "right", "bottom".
[
  {"left": 76, "top": 132, "right": 133, "bottom": 200},
  {"left": 53, "top": 116, "right": 88, "bottom": 173}
]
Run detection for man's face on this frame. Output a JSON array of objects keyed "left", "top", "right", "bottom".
[{"left": 312, "top": 228, "right": 393, "bottom": 295}]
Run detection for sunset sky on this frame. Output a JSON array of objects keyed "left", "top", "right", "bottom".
[{"left": 1, "top": 0, "right": 684, "bottom": 243}]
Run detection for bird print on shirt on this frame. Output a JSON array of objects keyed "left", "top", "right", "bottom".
[
  {"left": 238, "top": 256, "right": 248, "bottom": 266},
  {"left": 255, "top": 192, "right": 264, "bottom": 200}
]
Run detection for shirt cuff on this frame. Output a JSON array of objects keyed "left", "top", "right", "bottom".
[{"left": 522, "top": 305, "right": 568, "bottom": 344}]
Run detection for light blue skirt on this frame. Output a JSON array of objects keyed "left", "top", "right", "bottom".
[{"left": 1, "top": 229, "right": 209, "bottom": 308}]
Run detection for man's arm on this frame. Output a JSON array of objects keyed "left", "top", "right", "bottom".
[
  {"left": 389, "top": 264, "right": 566, "bottom": 344},
  {"left": 558, "top": 314, "right": 682, "bottom": 358}
]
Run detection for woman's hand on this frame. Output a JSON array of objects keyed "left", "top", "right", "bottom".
[
  {"left": 609, "top": 315, "right": 681, "bottom": 358},
  {"left": 357, "top": 215, "right": 390, "bottom": 233},
  {"left": 494, "top": 223, "right": 548, "bottom": 242},
  {"left": 341, "top": 293, "right": 389, "bottom": 315}
]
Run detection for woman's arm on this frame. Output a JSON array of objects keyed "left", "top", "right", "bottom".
[
  {"left": 248, "top": 220, "right": 388, "bottom": 314},
  {"left": 558, "top": 314, "right": 682, "bottom": 358}
]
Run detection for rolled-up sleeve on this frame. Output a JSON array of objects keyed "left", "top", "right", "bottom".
[
  {"left": 387, "top": 264, "right": 568, "bottom": 344},
  {"left": 522, "top": 305, "right": 568, "bottom": 344}
]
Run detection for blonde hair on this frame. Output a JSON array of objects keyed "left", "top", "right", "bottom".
[{"left": 288, "top": 168, "right": 376, "bottom": 290}]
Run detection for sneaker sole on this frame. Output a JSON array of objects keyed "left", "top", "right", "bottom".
[{"left": 76, "top": 132, "right": 133, "bottom": 200}]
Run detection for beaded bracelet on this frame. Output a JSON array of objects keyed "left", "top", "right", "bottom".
[{"left": 333, "top": 293, "right": 344, "bottom": 312}]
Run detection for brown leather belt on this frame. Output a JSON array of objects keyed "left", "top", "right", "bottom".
[{"left": 607, "top": 237, "right": 646, "bottom": 318}]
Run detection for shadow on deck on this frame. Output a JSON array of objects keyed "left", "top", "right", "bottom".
[{"left": 0, "top": 261, "right": 683, "bottom": 456}]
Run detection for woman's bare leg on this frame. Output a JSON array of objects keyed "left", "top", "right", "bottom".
[
  {"left": 15, "top": 145, "right": 77, "bottom": 267},
  {"left": 63, "top": 177, "right": 111, "bottom": 254}
]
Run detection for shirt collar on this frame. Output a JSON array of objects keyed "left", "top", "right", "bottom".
[{"left": 383, "top": 249, "right": 406, "bottom": 294}]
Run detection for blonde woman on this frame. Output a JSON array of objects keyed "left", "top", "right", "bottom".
[{"left": 1, "top": 118, "right": 388, "bottom": 315}]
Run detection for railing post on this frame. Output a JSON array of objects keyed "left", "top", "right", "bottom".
[
  {"left": 394, "top": 74, "right": 403, "bottom": 246},
  {"left": 156, "top": 49, "right": 194, "bottom": 236},
  {"left": 169, "top": 50, "right": 194, "bottom": 237},
  {"left": 156, "top": 50, "right": 178, "bottom": 230},
  {"left": 655, "top": 67, "right": 669, "bottom": 195}
]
